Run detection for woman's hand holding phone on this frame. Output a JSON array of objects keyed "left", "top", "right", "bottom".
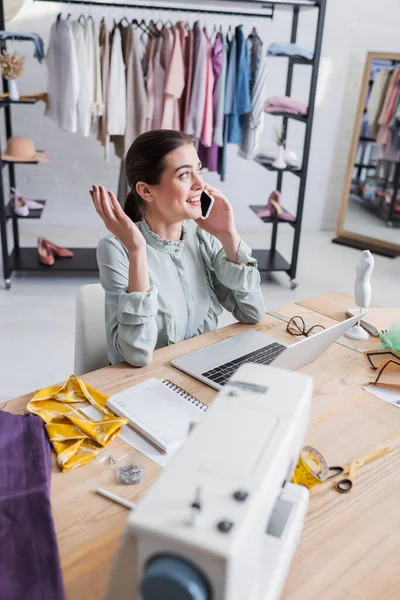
[
  {"left": 195, "top": 184, "right": 236, "bottom": 239},
  {"left": 195, "top": 184, "right": 242, "bottom": 263}
]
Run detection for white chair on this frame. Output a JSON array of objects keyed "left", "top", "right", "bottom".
[{"left": 74, "top": 283, "right": 109, "bottom": 376}]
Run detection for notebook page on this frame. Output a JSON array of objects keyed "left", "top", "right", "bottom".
[{"left": 106, "top": 378, "right": 199, "bottom": 450}]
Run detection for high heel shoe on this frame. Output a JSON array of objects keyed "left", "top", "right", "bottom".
[
  {"left": 270, "top": 199, "right": 295, "bottom": 222},
  {"left": 37, "top": 237, "right": 55, "bottom": 266},
  {"left": 42, "top": 238, "right": 73, "bottom": 258},
  {"left": 10, "top": 187, "right": 44, "bottom": 217},
  {"left": 257, "top": 191, "right": 281, "bottom": 218}
]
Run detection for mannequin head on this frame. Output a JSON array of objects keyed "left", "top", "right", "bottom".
[{"left": 124, "top": 130, "right": 205, "bottom": 224}]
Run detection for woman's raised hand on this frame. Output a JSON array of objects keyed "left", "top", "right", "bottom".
[{"left": 90, "top": 185, "right": 146, "bottom": 254}]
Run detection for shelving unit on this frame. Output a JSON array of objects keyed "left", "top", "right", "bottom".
[
  {"left": 0, "top": 0, "right": 99, "bottom": 289},
  {"left": 251, "top": 0, "right": 326, "bottom": 289},
  {"left": 0, "top": 0, "right": 325, "bottom": 289}
]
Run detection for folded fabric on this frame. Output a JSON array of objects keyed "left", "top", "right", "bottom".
[
  {"left": 0, "top": 31, "right": 45, "bottom": 63},
  {"left": 264, "top": 96, "right": 308, "bottom": 116},
  {"left": 267, "top": 42, "right": 314, "bottom": 61},
  {"left": 0, "top": 411, "right": 64, "bottom": 600},
  {"left": 27, "top": 375, "right": 128, "bottom": 472}
]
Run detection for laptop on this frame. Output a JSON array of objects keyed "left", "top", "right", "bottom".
[{"left": 171, "top": 312, "right": 366, "bottom": 390}]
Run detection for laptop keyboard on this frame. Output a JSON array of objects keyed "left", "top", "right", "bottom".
[{"left": 202, "top": 342, "right": 287, "bottom": 387}]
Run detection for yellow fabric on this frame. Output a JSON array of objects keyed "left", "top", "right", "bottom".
[{"left": 27, "top": 375, "right": 128, "bottom": 472}]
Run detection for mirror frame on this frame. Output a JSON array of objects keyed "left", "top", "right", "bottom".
[{"left": 336, "top": 51, "right": 400, "bottom": 252}]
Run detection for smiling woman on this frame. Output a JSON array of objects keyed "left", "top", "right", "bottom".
[{"left": 90, "top": 129, "right": 265, "bottom": 367}]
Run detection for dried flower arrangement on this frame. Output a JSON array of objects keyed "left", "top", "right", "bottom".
[{"left": 0, "top": 51, "right": 25, "bottom": 80}]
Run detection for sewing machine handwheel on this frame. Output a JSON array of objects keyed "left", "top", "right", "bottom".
[{"left": 141, "top": 555, "right": 210, "bottom": 600}]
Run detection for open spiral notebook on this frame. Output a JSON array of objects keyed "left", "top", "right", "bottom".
[{"left": 106, "top": 378, "right": 208, "bottom": 454}]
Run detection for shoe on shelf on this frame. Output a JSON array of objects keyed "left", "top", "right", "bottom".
[
  {"left": 269, "top": 198, "right": 295, "bottom": 222},
  {"left": 42, "top": 238, "right": 73, "bottom": 258},
  {"left": 257, "top": 190, "right": 281, "bottom": 219},
  {"left": 10, "top": 187, "right": 44, "bottom": 216},
  {"left": 37, "top": 237, "right": 55, "bottom": 266}
]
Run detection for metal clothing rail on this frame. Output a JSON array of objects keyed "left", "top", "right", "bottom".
[{"left": 32, "top": 0, "right": 275, "bottom": 19}]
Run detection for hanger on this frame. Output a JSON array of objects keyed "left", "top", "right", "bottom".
[
  {"left": 120, "top": 17, "right": 129, "bottom": 26},
  {"left": 78, "top": 14, "right": 86, "bottom": 24}
]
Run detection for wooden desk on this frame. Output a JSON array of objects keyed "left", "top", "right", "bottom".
[{"left": 4, "top": 292, "right": 400, "bottom": 599}]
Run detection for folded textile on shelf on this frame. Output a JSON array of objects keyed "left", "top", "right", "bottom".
[
  {"left": 264, "top": 95, "right": 308, "bottom": 116},
  {"left": 27, "top": 374, "right": 128, "bottom": 471},
  {"left": 267, "top": 42, "right": 314, "bottom": 61},
  {"left": 0, "top": 411, "right": 64, "bottom": 600}
]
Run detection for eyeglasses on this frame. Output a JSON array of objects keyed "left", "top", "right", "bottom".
[{"left": 286, "top": 316, "right": 326, "bottom": 338}]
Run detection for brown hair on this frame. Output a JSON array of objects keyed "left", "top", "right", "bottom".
[{"left": 124, "top": 130, "right": 195, "bottom": 222}]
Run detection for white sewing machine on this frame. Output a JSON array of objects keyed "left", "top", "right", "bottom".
[{"left": 107, "top": 363, "right": 313, "bottom": 600}]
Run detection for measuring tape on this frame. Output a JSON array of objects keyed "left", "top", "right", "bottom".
[{"left": 291, "top": 445, "right": 329, "bottom": 489}]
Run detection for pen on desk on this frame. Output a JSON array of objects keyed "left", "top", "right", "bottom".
[{"left": 96, "top": 488, "right": 136, "bottom": 510}]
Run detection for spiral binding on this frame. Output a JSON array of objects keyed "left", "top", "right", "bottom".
[{"left": 162, "top": 380, "right": 208, "bottom": 411}]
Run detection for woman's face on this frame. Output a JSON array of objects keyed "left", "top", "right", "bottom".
[{"left": 145, "top": 144, "right": 205, "bottom": 222}]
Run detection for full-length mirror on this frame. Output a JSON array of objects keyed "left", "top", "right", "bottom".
[{"left": 335, "top": 52, "right": 400, "bottom": 257}]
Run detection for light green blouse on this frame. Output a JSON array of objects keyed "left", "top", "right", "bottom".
[{"left": 97, "top": 219, "right": 265, "bottom": 366}]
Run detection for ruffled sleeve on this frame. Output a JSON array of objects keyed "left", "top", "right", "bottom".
[
  {"left": 196, "top": 229, "right": 265, "bottom": 324},
  {"left": 97, "top": 235, "right": 159, "bottom": 367}
]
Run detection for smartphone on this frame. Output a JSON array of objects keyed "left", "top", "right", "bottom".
[{"left": 200, "top": 190, "right": 214, "bottom": 219}]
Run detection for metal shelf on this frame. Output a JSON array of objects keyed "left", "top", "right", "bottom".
[
  {"left": 0, "top": 98, "right": 40, "bottom": 108},
  {"left": 9, "top": 247, "right": 98, "bottom": 272},
  {"left": 265, "top": 110, "right": 308, "bottom": 122},
  {"left": 252, "top": 249, "right": 291, "bottom": 272},
  {"left": 6, "top": 200, "right": 45, "bottom": 220},
  {"left": 254, "top": 157, "right": 303, "bottom": 177}
]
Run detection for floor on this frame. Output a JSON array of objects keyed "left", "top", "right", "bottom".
[
  {"left": 1, "top": 225, "right": 398, "bottom": 403},
  {"left": 344, "top": 196, "right": 400, "bottom": 244}
]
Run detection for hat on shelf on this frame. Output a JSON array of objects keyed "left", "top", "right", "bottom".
[
  {"left": 1, "top": 136, "right": 50, "bottom": 163},
  {"left": 4, "top": 0, "right": 25, "bottom": 22}
]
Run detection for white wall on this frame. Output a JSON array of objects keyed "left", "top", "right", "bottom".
[{"left": 2, "top": 0, "right": 400, "bottom": 245}]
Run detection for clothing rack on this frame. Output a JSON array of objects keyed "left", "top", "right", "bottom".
[
  {"left": 0, "top": 0, "right": 325, "bottom": 290},
  {"left": 33, "top": 0, "right": 275, "bottom": 19}
]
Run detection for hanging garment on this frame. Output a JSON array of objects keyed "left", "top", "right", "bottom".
[
  {"left": 248, "top": 29, "right": 263, "bottom": 94},
  {"left": 0, "top": 411, "right": 64, "bottom": 600},
  {"left": 162, "top": 25, "right": 185, "bottom": 130},
  {"left": 200, "top": 30, "right": 215, "bottom": 148},
  {"left": 84, "top": 18, "right": 95, "bottom": 135},
  {"left": 198, "top": 32, "right": 223, "bottom": 170},
  {"left": 97, "top": 20, "right": 110, "bottom": 159},
  {"left": 377, "top": 69, "right": 400, "bottom": 146},
  {"left": 240, "top": 54, "right": 268, "bottom": 159},
  {"left": 107, "top": 25, "right": 126, "bottom": 136},
  {"left": 220, "top": 34, "right": 236, "bottom": 181},
  {"left": 185, "top": 22, "right": 208, "bottom": 139},
  {"left": 152, "top": 29, "right": 171, "bottom": 130},
  {"left": 145, "top": 36, "right": 156, "bottom": 131},
  {"left": 91, "top": 18, "right": 103, "bottom": 134},
  {"left": 213, "top": 33, "right": 228, "bottom": 148},
  {"left": 71, "top": 20, "right": 91, "bottom": 136},
  {"left": 182, "top": 27, "right": 194, "bottom": 131},
  {"left": 111, "top": 23, "right": 132, "bottom": 155},
  {"left": 228, "top": 25, "right": 251, "bottom": 144},
  {"left": 27, "top": 375, "right": 128, "bottom": 472},
  {"left": 176, "top": 21, "right": 188, "bottom": 127},
  {"left": 46, "top": 18, "right": 79, "bottom": 133},
  {"left": 367, "top": 69, "right": 390, "bottom": 136}
]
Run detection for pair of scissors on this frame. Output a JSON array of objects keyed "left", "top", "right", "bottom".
[{"left": 326, "top": 447, "right": 392, "bottom": 493}]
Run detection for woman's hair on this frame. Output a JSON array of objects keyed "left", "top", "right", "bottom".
[{"left": 124, "top": 130, "right": 195, "bottom": 222}]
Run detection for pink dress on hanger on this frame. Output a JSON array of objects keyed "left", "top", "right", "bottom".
[
  {"left": 200, "top": 29, "right": 215, "bottom": 148},
  {"left": 145, "top": 37, "right": 156, "bottom": 131},
  {"left": 161, "top": 26, "right": 185, "bottom": 130},
  {"left": 152, "top": 30, "right": 170, "bottom": 130}
]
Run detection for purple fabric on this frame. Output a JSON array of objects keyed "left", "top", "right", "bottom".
[
  {"left": 198, "top": 33, "right": 224, "bottom": 172},
  {"left": 0, "top": 411, "right": 64, "bottom": 600}
]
